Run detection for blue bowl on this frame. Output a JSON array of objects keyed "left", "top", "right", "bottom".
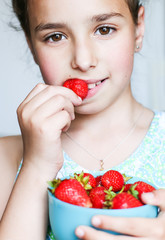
[{"left": 48, "top": 176, "right": 158, "bottom": 240}]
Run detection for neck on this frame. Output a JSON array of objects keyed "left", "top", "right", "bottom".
[{"left": 69, "top": 96, "right": 141, "bottom": 137}]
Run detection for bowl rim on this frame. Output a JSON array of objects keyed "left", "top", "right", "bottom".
[{"left": 48, "top": 190, "right": 158, "bottom": 212}]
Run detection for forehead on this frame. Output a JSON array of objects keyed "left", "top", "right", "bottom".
[{"left": 28, "top": 0, "right": 131, "bottom": 27}]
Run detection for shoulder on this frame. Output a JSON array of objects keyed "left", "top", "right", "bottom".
[
  {"left": 153, "top": 111, "right": 165, "bottom": 132},
  {"left": 0, "top": 135, "right": 23, "bottom": 169},
  {"left": 146, "top": 111, "right": 165, "bottom": 150},
  {"left": 155, "top": 111, "right": 165, "bottom": 127}
]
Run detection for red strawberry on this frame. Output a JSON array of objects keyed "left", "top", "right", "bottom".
[
  {"left": 89, "top": 186, "right": 107, "bottom": 208},
  {"left": 111, "top": 192, "right": 143, "bottom": 209},
  {"left": 95, "top": 175, "right": 102, "bottom": 187},
  {"left": 133, "top": 181, "right": 156, "bottom": 201},
  {"left": 74, "top": 171, "right": 96, "bottom": 190},
  {"left": 63, "top": 79, "right": 88, "bottom": 99},
  {"left": 101, "top": 170, "right": 125, "bottom": 192},
  {"left": 54, "top": 178, "right": 92, "bottom": 207},
  {"left": 123, "top": 183, "right": 132, "bottom": 192}
]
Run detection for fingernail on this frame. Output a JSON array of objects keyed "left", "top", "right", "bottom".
[
  {"left": 75, "top": 227, "right": 84, "bottom": 238},
  {"left": 92, "top": 216, "right": 101, "bottom": 227},
  {"left": 142, "top": 192, "right": 154, "bottom": 203},
  {"left": 71, "top": 113, "right": 75, "bottom": 120},
  {"left": 77, "top": 96, "right": 82, "bottom": 103}
]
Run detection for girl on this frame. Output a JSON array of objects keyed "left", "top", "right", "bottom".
[{"left": 0, "top": 0, "right": 165, "bottom": 239}]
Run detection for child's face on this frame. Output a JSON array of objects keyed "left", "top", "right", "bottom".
[{"left": 27, "top": 0, "right": 143, "bottom": 113}]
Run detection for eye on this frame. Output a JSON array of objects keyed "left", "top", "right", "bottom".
[
  {"left": 95, "top": 26, "right": 115, "bottom": 36},
  {"left": 45, "top": 33, "right": 66, "bottom": 43}
]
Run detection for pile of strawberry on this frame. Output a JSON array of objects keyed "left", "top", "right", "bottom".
[{"left": 48, "top": 170, "right": 156, "bottom": 209}]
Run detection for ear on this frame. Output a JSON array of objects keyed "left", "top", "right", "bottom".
[
  {"left": 135, "top": 6, "right": 145, "bottom": 52},
  {"left": 26, "top": 36, "right": 39, "bottom": 65}
]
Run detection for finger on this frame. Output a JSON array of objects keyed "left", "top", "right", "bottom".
[
  {"left": 75, "top": 226, "right": 114, "bottom": 240},
  {"left": 17, "top": 86, "right": 81, "bottom": 125},
  {"left": 20, "top": 83, "right": 47, "bottom": 103},
  {"left": 90, "top": 215, "right": 159, "bottom": 237},
  {"left": 26, "top": 94, "right": 75, "bottom": 122},
  {"left": 27, "top": 110, "right": 72, "bottom": 138},
  {"left": 141, "top": 189, "right": 165, "bottom": 211},
  {"left": 22, "top": 84, "right": 82, "bottom": 107},
  {"left": 43, "top": 109, "right": 72, "bottom": 134},
  {"left": 43, "top": 110, "right": 72, "bottom": 134},
  {"left": 75, "top": 225, "right": 146, "bottom": 240}
]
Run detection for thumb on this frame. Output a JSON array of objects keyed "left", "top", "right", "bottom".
[{"left": 141, "top": 189, "right": 165, "bottom": 211}]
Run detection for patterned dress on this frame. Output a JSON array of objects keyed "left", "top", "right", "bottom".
[
  {"left": 18, "top": 111, "right": 165, "bottom": 240},
  {"left": 47, "top": 111, "right": 165, "bottom": 239}
]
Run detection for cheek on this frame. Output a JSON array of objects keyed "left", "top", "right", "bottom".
[
  {"left": 116, "top": 49, "right": 134, "bottom": 78},
  {"left": 35, "top": 51, "right": 62, "bottom": 85},
  {"left": 107, "top": 43, "right": 134, "bottom": 75},
  {"left": 103, "top": 32, "right": 135, "bottom": 79}
]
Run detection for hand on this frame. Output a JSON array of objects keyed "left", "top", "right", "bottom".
[
  {"left": 75, "top": 189, "right": 165, "bottom": 240},
  {"left": 17, "top": 83, "right": 82, "bottom": 179}
]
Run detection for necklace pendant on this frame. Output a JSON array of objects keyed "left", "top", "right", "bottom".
[{"left": 100, "top": 159, "right": 104, "bottom": 171}]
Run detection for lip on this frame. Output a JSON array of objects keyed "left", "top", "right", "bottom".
[
  {"left": 85, "top": 78, "right": 107, "bottom": 99},
  {"left": 85, "top": 78, "right": 107, "bottom": 84},
  {"left": 65, "top": 77, "right": 107, "bottom": 84},
  {"left": 63, "top": 77, "right": 108, "bottom": 100}
]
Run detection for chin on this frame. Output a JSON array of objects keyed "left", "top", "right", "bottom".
[{"left": 75, "top": 102, "right": 107, "bottom": 116}]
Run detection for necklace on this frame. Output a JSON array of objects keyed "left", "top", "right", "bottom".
[{"left": 65, "top": 109, "right": 144, "bottom": 171}]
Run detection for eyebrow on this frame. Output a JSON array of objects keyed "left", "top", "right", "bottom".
[
  {"left": 35, "top": 23, "right": 67, "bottom": 33},
  {"left": 91, "top": 13, "right": 124, "bottom": 22},
  {"left": 35, "top": 12, "right": 124, "bottom": 33}
]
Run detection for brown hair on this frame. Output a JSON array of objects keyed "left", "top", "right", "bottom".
[
  {"left": 125, "top": 0, "right": 142, "bottom": 25},
  {"left": 12, "top": 0, "right": 142, "bottom": 38},
  {"left": 12, "top": 0, "right": 30, "bottom": 37}
]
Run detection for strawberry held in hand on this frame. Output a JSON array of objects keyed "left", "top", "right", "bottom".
[{"left": 63, "top": 79, "right": 88, "bottom": 100}]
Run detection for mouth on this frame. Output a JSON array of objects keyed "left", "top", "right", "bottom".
[{"left": 87, "top": 78, "right": 107, "bottom": 90}]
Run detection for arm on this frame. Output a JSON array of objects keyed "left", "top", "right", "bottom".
[
  {"left": 0, "top": 135, "right": 23, "bottom": 219},
  {"left": 75, "top": 189, "right": 165, "bottom": 240},
  {"left": 0, "top": 83, "right": 82, "bottom": 240}
]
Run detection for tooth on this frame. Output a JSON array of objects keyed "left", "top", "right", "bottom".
[
  {"left": 96, "top": 81, "right": 101, "bottom": 86},
  {"left": 88, "top": 83, "right": 96, "bottom": 89}
]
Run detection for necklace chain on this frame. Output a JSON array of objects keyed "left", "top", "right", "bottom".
[{"left": 65, "top": 109, "right": 144, "bottom": 171}]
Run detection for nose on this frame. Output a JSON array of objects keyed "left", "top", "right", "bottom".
[{"left": 71, "top": 38, "right": 97, "bottom": 72}]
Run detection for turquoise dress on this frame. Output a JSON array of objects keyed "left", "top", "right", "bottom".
[
  {"left": 56, "top": 111, "right": 165, "bottom": 188},
  {"left": 47, "top": 111, "right": 165, "bottom": 239},
  {"left": 17, "top": 111, "right": 165, "bottom": 240}
]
